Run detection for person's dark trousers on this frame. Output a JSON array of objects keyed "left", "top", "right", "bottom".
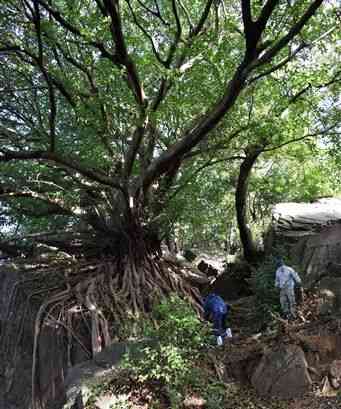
[{"left": 212, "top": 312, "right": 227, "bottom": 337}]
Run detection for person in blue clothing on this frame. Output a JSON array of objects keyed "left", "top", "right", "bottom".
[{"left": 203, "top": 293, "right": 231, "bottom": 345}]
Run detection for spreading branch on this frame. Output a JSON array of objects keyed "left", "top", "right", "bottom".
[
  {"left": 253, "top": 0, "right": 324, "bottom": 67},
  {"left": 103, "top": 0, "right": 146, "bottom": 107},
  {"left": 0, "top": 149, "right": 124, "bottom": 191},
  {"left": 36, "top": 0, "right": 119, "bottom": 64},
  {"left": 142, "top": 0, "right": 326, "bottom": 190},
  {"left": 0, "top": 186, "right": 74, "bottom": 216}
]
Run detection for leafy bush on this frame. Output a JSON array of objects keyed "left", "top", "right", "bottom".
[
  {"left": 251, "top": 256, "right": 281, "bottom": 326},
  {"left": 123, "top": 294, "right": 209, "bottom": 381},
  {"left": 123, "top": 294, "right": 210, "bottom": 406},
  {"left": 252, "top": 250, "right": 302, "bottom": 327},
  {"left": 144, "top": 294, "right": 209, "bottom": 351},
  {"left": 109, "top": 396, "right": 133, "bottom": 409}
]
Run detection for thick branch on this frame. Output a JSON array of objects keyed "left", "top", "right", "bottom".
[
  {"left": 257, "top": 0, "right": 280, "bottom": 32},
  {"left": 143, "top": 62, "right": 250, "bottom": 190},
  {"left": 190, "top": 0, "right": 215, "bottom": 37},
  {"left": 253, "top": 0, "right": 324, "bottom": 67},
  {"left": 164, "top": 0, "right": 182, "bottom": 68},
  {"left": 242, "top": 0, "right": 280, "bottom": 61},
  {"left": 103, "top": 0, "right": 145, "bottom": 107},
  {"left": 236, "top": 145, "right": 264, "bottom": 262},
  {"left": 36, "top": 0, "right": 119, "bottom": 64},
  {"left": 123, "top": 124, "right": 147, "bottom": 178},
  {"left": 241, "top": 0, "right": 252, "bottom": 32},
  {"left": 0, "top": 149, "right": 123, "bottom": 190},
  {"left": 0, "top": 186, "right": 73, "bottom": 215}
]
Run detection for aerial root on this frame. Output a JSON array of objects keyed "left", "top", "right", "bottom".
[{"left": 3, "top": 255, "right": 201, "bottom": 409}]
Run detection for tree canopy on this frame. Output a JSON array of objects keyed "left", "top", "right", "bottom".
[
  {"left": 1, "top": 5, "right": 340, "bottom": 406},
  {"left": 0, "top": 0, "right": 339, "bottom": 256}
]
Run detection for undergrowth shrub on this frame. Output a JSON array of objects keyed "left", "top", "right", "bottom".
[
  {"left": 252, "top": 248, "right": 301, "bottom": 328},
  {"left": 251, "top": 256, "right": 281, "bottom": 326},
  {"left": 123, "top": 294, "right": 209, "bottom": 383},
  {"left": 123, "top": 294, "right": 211, "bottom": 407}
]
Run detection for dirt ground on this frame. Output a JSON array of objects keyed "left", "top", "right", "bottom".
[{"left": 87, "top": 291, "right": 341, "bottom": 409}]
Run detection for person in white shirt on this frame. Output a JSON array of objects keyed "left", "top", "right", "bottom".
[{"left": 275, "top": 258, "right": 302, "bottom": 320}]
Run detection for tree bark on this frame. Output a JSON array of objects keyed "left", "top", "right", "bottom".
[{"left": 235, "top": 145, "right": 263, "bottom": 263}]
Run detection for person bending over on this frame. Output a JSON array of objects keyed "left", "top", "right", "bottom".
[{"left": 203, "top": 293, "right": 231, "bottom": 345}]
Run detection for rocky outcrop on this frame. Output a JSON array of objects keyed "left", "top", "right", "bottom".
[
  {"left": 197, "top": 260, "right": 218, "bottom": 278},
  {"left": 208, "top": 262, "right": 253, "bottom": 301},
  {"left": 0, "top": 261, "right": 81, "bottom": 409},
  {"left": 0, "top": 262, "right": 34, "bottom": 409},
  {"left": 62, "top": 340, "right": 156, "bottom": 409},
  {"left": 318, "top": 277, "right": 341, "bottom": 315},
  {"left": 251, "top": 344, "right": 312, "bottom": 398},
  {"left": 329, "top": 360, "right": 341, "bottom": 389},
  {"left": 272, "top": 199, "right": 341, "bottom": 236},
  {"left": 270, "top": 199, "right": 341, "bottom": 282},
  {"left": 269, "top": 199, "right": 341, "bottom": 314}
]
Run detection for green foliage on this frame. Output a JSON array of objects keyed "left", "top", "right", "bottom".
[
  {"left": 145, "top": 294, "right": 209, "bottom": 350},
  {"left": 251, "top": 257, "right": 282, "bottom": 326},
  {"left": 85, "top": 378, "right": 113, "bottom": 408},
  {"left": 204, "top": 382, "right": 227, "bottom": 409},
  {"left": 124, "top": 295, "right": 208, "bottom": 381},
  {"left": 0, "top": 0, "right": 340, "bottom": 258},
  {"left": 123, "top": 295, "right": 210, "bottom": 406},
  {"left": 108, "top": 397, "right": 134, "bottom": 409},
  {"left": 178, "top": 364, "right": 230, "bottom": 409}
]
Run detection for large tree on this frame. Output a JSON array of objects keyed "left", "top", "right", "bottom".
[
  {"left": 1, "top": 2, "right": 339, "bottom": 404},
  {"left": 0, "top": 0, "right": 338, "bottom": 329},
  {"left": 162, "top": 42, "right": 340, "bottom": 261}
]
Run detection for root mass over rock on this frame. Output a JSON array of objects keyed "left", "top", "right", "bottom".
[{"left": 1, "top": 230, "right": 201, "bottom": 409}]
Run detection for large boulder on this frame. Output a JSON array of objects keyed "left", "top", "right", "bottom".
[
  {"left": 268, "top": 199, "right": 341, "bottom": 293},
  {"left": 251, "top": 344, "right": 312, "bottom": 398},
  {"left": 0, "top": 260, "right": 82, "bottom": 409},
  {"left": 207, "top": 262, "right": 253, "bottom": 301},
  {"left": 318, "top": 277, "right": 341, "bottom": 315},
  {"left": 298, "top": 334, "right": 341, "bottom": 366},
  {"left": 63, "top": 340, "right": 157, "bottom": 409},
  {"left": 329, "top": 360, "right": 341, "bottom": 389},
  {"left": 197, "top": 260, "right": 218, "bottom": 278},
  {"left": 0, "top": 262, "right": 34, "bottom": 409}
]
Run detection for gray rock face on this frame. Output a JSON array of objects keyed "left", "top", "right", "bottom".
[
  {"left": 269, "top": 199, "right": 341, "bottom": 293},
  {"left": 272, "top": 199, "right": 341, "bottom": 236},
  {"left": 251, "top": 344, "right": 312, "bottom": 398},
  {"left": 0, "top": 263, "right": 33, "bottom": 409},
  {"left": 329, "top": 360, "right": 341, "bottom": 389},
  {"left": 0, "top": 261, "right": 69, "bottom": 409},
  {"left": 319, "top": 277, "right": 341, "bottom": 315},
  {"left": 63, "top": 340, "right": 156, "bottom": 409}
]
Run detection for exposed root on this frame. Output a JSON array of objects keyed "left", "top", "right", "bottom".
[{"left": 1, "top": 253, "right": 202, "bottom": 409}]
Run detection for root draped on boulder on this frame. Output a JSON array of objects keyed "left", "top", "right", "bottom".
[{"left": 1, "top": 252, "right": 202, "bottom": 409}]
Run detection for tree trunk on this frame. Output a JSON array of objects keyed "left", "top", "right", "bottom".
[
  {"left": 235, "top": 145, "right": 263, "bottom": 263},
  {"left": 2, "top": 216, "right": 202, "bottom": 409}
]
